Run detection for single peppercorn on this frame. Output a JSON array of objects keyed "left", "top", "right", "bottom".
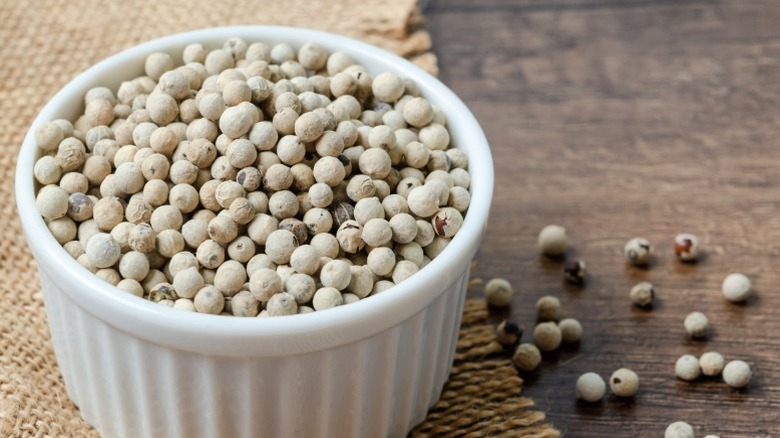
[
  {"left": 537, "top": 225, "right": 567, "bottom": 256},
  {"left": 512, "top": 343, "right": 541, "bottom": 372},
  {"left": 699, "top": 351, "right": 725, "bottom": 376},
  {"left": 684, "top": 311, "right": 709, "bottom": 339},
  {"left": 722, "top": 360, "right": 752, "bottom": 388},
  {"left": 533, "top": 322, "right": 562, "bottom": 352},
  {"left": 721, "top": 273, "right": 751, "bottom": 302},
  {"left": 563, "top": 259, "right": 586, "bottom": 285},
  {"left": 484, "top": 278, "right": 514, "bottom": 307},
  {"left": 576, "top": 372, "right": 606, "bottom": 402},
  {"left": 624, "top": 237, "right": 652, "bottom": 266},
  {"left": 674, "top": 232, "right": 700, "bottom": 262},
  {"left": 609, "top": 368, "right": 639, "bottom": 397},
  {"left": 535, "top": 295, "right": 561, "bottom": 321},
  {"left": 629, "top": 282, "right": 655, "bottom": 307},
  {"left": 558, "top": 318, "right": 582, "bottom": 343},
  {"left": 495, "top": 320, "right": 523, "bottom": 347},
  {"left": 665, "top": 422, "right": 695, "bottom": 438},
  {"left": 675, "top": 354, "right": 701, "bottom": 381}
]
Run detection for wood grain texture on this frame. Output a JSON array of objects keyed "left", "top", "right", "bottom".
[{"left": 426, "top": 0, "right": 780, "bottom": 436}]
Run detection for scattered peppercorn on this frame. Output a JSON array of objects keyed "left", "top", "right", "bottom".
[
  {"left": 576, "top": 372, "right": 606, "bottom": 402},
  {"left": 675, "top": 354, "right": 701, "bottom": 381},
  {"left": 665, "top": 422, "right": 695, "bottom": 438},
  {"left": 533, "top": 321, "right": 562, "bottom": 352},
  {"left": 537, "top": 224, "right": 567, "bottom": 256},
  {"left": 699, "top": 352, "right": 725, "bottom": 377},
  {"left": 721, "top": 273, "right": 751, "bottom": 303},
  {"left": 484, "top": 278, "right": 514, "bottom": 307},
  {"left": 535, "top": 295, "right": 561, "bottom": 321},
  {"left": 512, "top": 343, "right": 542, "bottom": 372},
  {"left": 629, "top": 282, "right": 655, "bottom": 308},
  {"left": 683, "top": 311, "right": 709, "bottom": 339},
  {"left": 624, "top": 237, "right": 652, "bottom": 266},
  {"left": 609, "top": 368, "right": 639, "bottom": 397},
  {"left": 563, "top": 259, "right": 586, "bottom": 285},
  {"left": 722, "top": 360, "right": 752, "bottom": 388},
  {"left": 674, "top": 233, "right": 700, "bottom": 262},
  {"left": 558, "top": 318, "right": 582, "bottom": 343},
  {"left": 495, "top": 320, "right": 523, "bottom": 347}
]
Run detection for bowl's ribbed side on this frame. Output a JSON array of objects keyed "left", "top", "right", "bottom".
[{"left": 40, "top": 263, "right": 470, "bottom": 438}]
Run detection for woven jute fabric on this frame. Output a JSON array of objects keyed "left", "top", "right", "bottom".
[{"left": 0, "top": 0, "right": 556, "bottom": 436}]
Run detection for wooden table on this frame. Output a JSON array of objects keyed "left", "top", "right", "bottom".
[{"left": 426, "top": 1, "right": 780, "bottom": 436}]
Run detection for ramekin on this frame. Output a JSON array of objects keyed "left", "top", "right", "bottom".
[{"left": 16, "top": 26, "right": 493, "bottom": 438}]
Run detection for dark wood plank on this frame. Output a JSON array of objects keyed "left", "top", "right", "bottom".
[{"left": 427, "top": 0, "right": 780, "bottom": 435}]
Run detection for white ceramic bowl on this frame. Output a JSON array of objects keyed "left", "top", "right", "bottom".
[{"left": 16, "top": 26, "right": 493, "bottom": 438}]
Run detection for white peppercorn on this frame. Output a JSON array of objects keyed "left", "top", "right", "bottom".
[
  {"left": 537, "top": 225, "right": 567, "bottom": 256},
  {"left": 512, "top": 343, "right": 542, "bottom": 372},
  {"left": 402, "top": 97, "right": 434, "bottom": 128},
  {"left": 675, "top": 354, "right": 701, "bottom": 381},
  {"left": 266, "top": 292, "right": 297, "bottom": 317},
  {"left": 722, "top": 360, "right": 752, "bottom": 388},
  {"left": 156, "top": 229, "right": 185, "bottom": 258},
  {"left": 346, "top": 175, "right": 376, "bottom": 202},
  {"left": 665, "top": 422, "right": 694, "bottom": 438},
  {"left": 96, "top": 268, "right": 121, "bottom": 286},
  {"left": 265, "top": 229, "right": 299, "bottom": 264},
  {"left": 722, "top": 273, "right": 751, "bottom": 302},
  {"left": 171, "top": 267, "right": 204, "bottom": 300},
  {"left": 118, "top": 251, "right": 150, "bottom": 282},
  {"left": 684, "top": 311, "right": 709, "bottom": 339},
  {"left": 47, "top": 217, "right": 77, "bottom": 244},
  {"left": 576, "top": 372, "right": 606, "bottom": 402},
  {"left": 346, "top": 265, "right": 373, "bottom": 298},
  {"left": 383, "top": 194, "right": 410, "bottom": 219},
  {"left": 77, "top": 253, "right": 98, "bottom": 273},
  {"left": 284, "top": 273, "right": 316, "bottom": 304},
  {"left": 194, "top": 285, "right": 225, "bottom": 315},
  {"left": 533, "top": 322, "right": 562, "bottom": 352},
  {"left": 630, "top": 282, "right": 655, "bottom": 307},
  {"left": 372, "top": 280, "right": 395, "bottom": 295},
  {"left": 128, "top": 223, "right": 156, "bottom": 253},
  {"left": 249, "top": 267, "right": 282, "bottom": 302},
  {"left": 312, "top": 287, "right": 343, "bottom": 311},
  {"left": 699, "top": 352, "right": 725, "bottom": 376},
  {"left": 419, "top": 123, "right": 450, "bottom": 151},
  {"left": 609, "top": 368, "right": 639, "bottom": 397},
  {"left": 407, "top": 185, "right": 439, "bottom": 217},
  {"left": 181, "top": 219, "right": 208, "bottom": 249},
  {"left": 85, "top": 233, "right": 121, "bottom": 269},
  {"left": 36, "top": 184, "right": 69, "bottom": 220},
  {"left": 196, "top": 239, "right": 225, "bottom": 269},
  {"left": 558, "top": 318, "right": 583, "bottom": 343},
  {"left": 392, "top": 260, "right": 419, "bottom": 284},
  {"left": 117, "top": 278, "right": 144, "bottom": 297},
  {"left": 485, "top": 278, "right": 513, "bottom": 307},
  {"left": 535, "top": 295, "right": 561, "bottom": 321},
  {"left": 268, "top": 190, "right": 300, "bottom": 220},
  {"left": 33, "top": 156, "right": 61, "bottom": 186},
  {"left": 290, "top": 245, "right": 321, "bottom": 276},
  {"left": 341, "top": 293, "right": 360, "bottom": 305},
  {"left": 309, "top": 234, "right": 338, "bottom": 260},
  {"left": 495, "top": 320, "right": 523, "bottom": 347},
  {"left": 214, "top": 260, "right": 247, "bottom": 297},
  {"left": 361, "top": 218, "right": 392, "bottom": 248},
  {"left": 66, "top": 192, "right": 93, "bottom": 222},
  {"left": 312, "top": 156, "right": 346, "bottom": 187},
  {"left": 431, "top": 207, "right": 463, "bottom": 238},
  {"left": 231, "top": 291, "right": 260, "bottom": 317},
  {"left": 173, "top": 298, "right": 196, "bottom": 312},
  {"left": 228, "top": 197, "right": 255, "bottom": 225},
  {"left": 624, "top": 237, "right": 652, "bottom": 266},
  {"left": 63, "top": 240, "right": 84, "bottom": 259},
  {"left": 208, "top": 215, "right": 238, "bottom": 245},
  {"left": 372, "top": 72, "right": 404, "bottom": 103},
  {"left": 424, "top": 236, "right": 450, "bottom": 259},
  {"left": 674, "top": 233, "right": 700, "bottom": 262},
  {"left": 366, "top": 247, "right": 395, "bottom": 277},
  {"left": 320, "top": 259, "right": 351, "bottom": 290}
]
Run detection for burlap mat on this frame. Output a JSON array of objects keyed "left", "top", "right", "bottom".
[{"left": 0, "top": 1, "right": 556, "bottom": 436}]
